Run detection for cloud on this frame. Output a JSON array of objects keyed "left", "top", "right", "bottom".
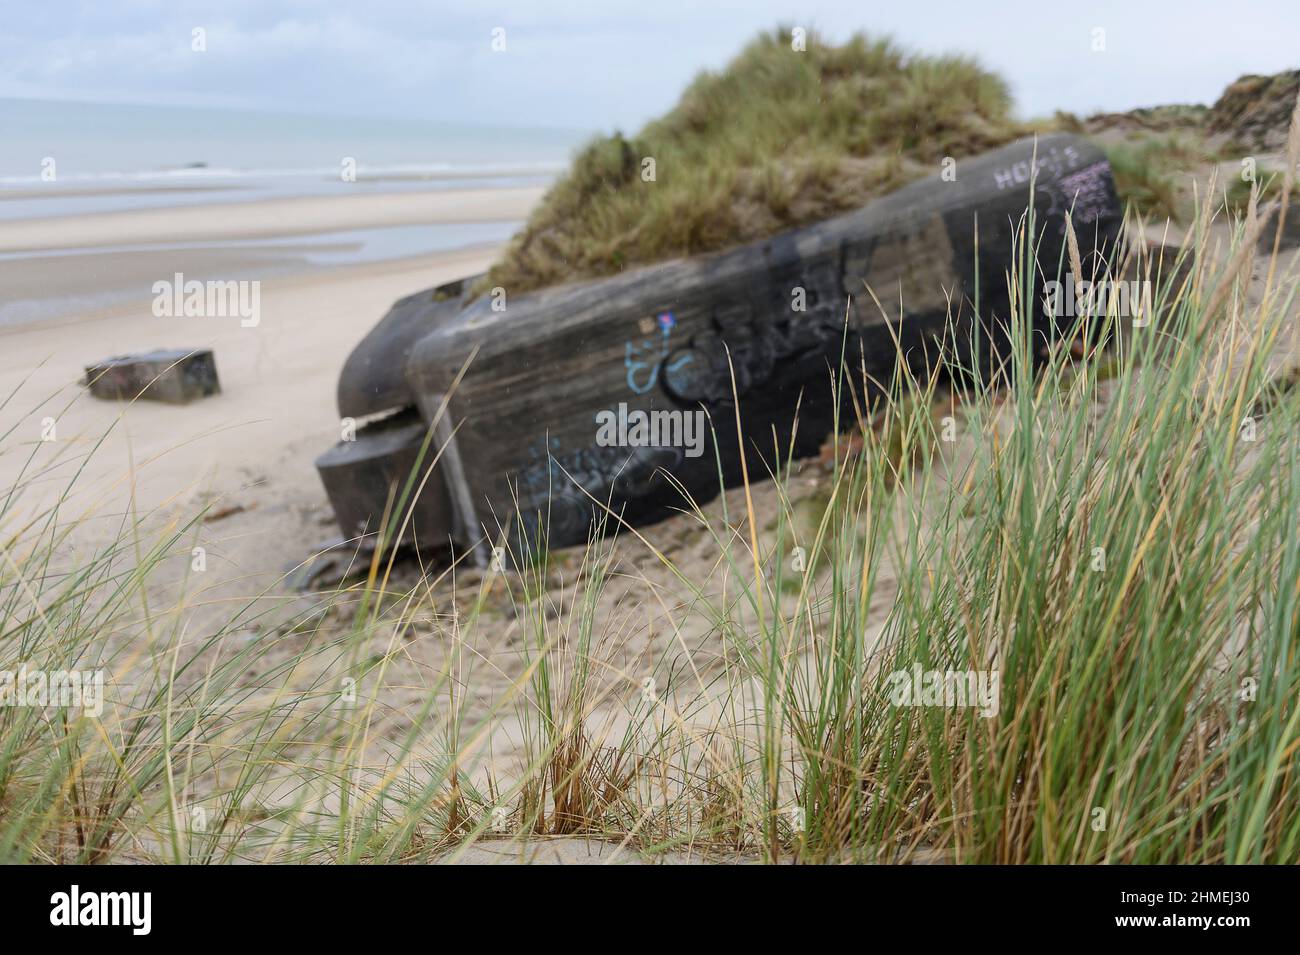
[{"left": 0, "top": 0, "right": 1292, "bottom": 128}]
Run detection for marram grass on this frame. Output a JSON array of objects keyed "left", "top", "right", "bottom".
[
  {"left": 479, "top": 26, "right": 1022, "bottom": 296},
  {"left": 1, "top": 180, "right": 1298, "bottom": 863}
]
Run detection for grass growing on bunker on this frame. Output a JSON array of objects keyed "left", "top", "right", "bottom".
[
  {"left": 3, "top": 168, "right": 1300, "bottom": 863},
  {"left": 479, "top": 26, "right": 1024, "bottom": 296}
]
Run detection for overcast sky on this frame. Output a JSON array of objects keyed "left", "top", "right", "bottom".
[{"left": 2, "top": 1, "right": 1296, "bottom": 131}]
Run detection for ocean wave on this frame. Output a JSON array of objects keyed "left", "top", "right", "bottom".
[{"left": 0, "top": 160, "right": 566, "bottom": 187}]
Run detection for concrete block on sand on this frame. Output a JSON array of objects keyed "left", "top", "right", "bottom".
[{"left": 84, "top": 348, "right": 220, "bottom": 404}]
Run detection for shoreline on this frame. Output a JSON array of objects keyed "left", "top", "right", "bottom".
[
  {"left": 0, "top": 226, "right": 518, "bottom": 327},
  {"left": 0, "top": 184, "right": 535, "bottom": 326},
  {"left": 0, "top": 241, "right": 504, "bottom": 335},
  {"left": 0, "top": 185, "right": 543, "bottom": 253}
]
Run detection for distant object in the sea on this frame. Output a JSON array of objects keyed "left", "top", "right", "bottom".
[{"left": 84, "top": 348, "right": 220, "bottom": 404}]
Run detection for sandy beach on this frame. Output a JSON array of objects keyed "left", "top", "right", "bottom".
[
  {"left": 0, "top": 185, "right": 543, "bottom": 252},
  {"left": 0, "top": 186, "right": 535, "bottom": 616}
]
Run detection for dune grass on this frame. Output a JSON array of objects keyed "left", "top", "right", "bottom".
[
  {"left": 1100, "top": 132, "right": 1300, "bottom": 225},
  {"left": 2, "top": 167, "right": 1299, "bottom": 862},
  {"left": 479, "top": 26, "right": 1023, "bottom": 297},
  {"left": 1100, "top": 134, "right": 1235, "bottom": 223},
  {"left": 1100, "top": 139, "right": 1185, "bottom": 222},
  {"left": 480, "top": 28, "right": 1288, "bottom": 297}
]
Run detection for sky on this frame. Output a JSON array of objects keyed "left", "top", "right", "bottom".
[{"left": 2, "top": 0, "right": 1297, "bottom": 132}]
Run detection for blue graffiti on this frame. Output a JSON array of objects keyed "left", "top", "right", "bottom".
[{"left": 624, "top": 312, "right": 676, "bottom": 395}]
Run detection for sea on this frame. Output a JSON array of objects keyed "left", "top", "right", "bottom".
[{"left": 0, "top": 98, "right": 590, "bottom": 323}]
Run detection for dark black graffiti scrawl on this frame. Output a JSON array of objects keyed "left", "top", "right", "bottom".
[
  {"left": 661, "top": 265, "right": 847, "bottom": 408},
  {"left": 509, "top": 436, "right": 683, "bottom": 545}
]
